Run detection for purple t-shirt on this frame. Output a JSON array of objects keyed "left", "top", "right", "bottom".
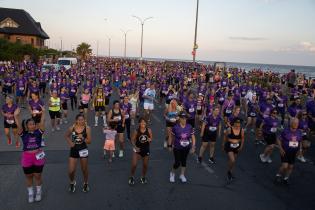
[
  {"left": 2, "top": 104, "right": 18, "bottom": 123},
  {"left": 29, "top": 99, "right": 44, "bottom": 114},
  {"left": 280, "top": 128, "right": 302, "bottom": 151},
  {"left": 172, "top": 123, "right": 194, "bottom": 149},
  {"left": 263, "top": 116, "right": 279, "bottom": 135},
  {"left": 20, "top": 129, "right": 43, "bottom": 151}
]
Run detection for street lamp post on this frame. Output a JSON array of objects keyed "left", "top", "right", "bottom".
[
  {"left": 192, "top": 0, "right": 199, "bottom": 63},
  {"left": 106, "top": 36, "right": 111, "bottom": 58},
  {"left": 121, "top": 29, "right": 131, "bottom": 58},
  {"left": 132, "top": 15, "right": 153, "bottom": 60}
]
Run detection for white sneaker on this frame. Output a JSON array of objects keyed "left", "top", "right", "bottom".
[
  {"left": 56, "top": 126, "right": 61, "bottom": 131},
  {"left": 60, "top": 120, "right": 63, "bottom": 125},
  {"left": 297, "top": 156, "right": 306, "bottom": 163},
  {"left": 94, "top": 123, "right": 98, "bottom": 127},
  {"left": 119, "top": 150, "right": 124, "bottom": 158},
  {"left": 51, "top": 128, "right": 55, "bottom": 132},
  {"left": 35, "top": 191, "right": 42, "bottom": 202},
  {"left": 41, "top": 141, "right": 46, "bottom": 147},
  {"left": 260, "top": 154, "right": 267, "bottom": 163},
  {"left": 169, "top": 172, "right": 175, "bottom": 183},
  {"left": 112, "top": 153, "right": 115, "bottom": 158},
  {"left": 179, "top": 174, "right": 187, "bottom": 183},
  {"left": 267, "top": 156, "right": 273, "bottom": 163},
  {"left": 64, "top": 120, "right": 68, "bottom": 124},
  {"left": 28, "top": 193, "right": 34, "bottom": 203},
  {"left": 163, "top": 141, "right": 167, "bottom": 148}
]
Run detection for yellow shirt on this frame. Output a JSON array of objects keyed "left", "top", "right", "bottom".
[{"left": 49, "top": 97, "right": 61, "bottom": 112}]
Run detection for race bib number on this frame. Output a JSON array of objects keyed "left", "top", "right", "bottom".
[
  {"left": 71, "top": 89, "right": 76, "bottom": 93},
  {"left": 82, "top": 100, "right": 89, "bottom": 104},
  {"left": 162, "top": 90, "right": 168, "bottom": 94},
  {"left": 35, "top": 151, "right": 46, "bottom": 160},
  {"left": 189, "top": 108, "right": 195, "bottom": 113},
  {"left": 250, "top": 112, "right": 256, "bottom": 117},
  {"left": 169, "top": 118, "right": 177, "bottom": 122},
  {"left": 278, "top": 103, "right": 284, "bottom": 108},
  {"left": 180, "top": 139, "right": 190, "bottom": 147},
  {"left": 219, "top": 97, "right": 224, "bottom": 102},
  {"left": 226, "top": 109, "right": 232, "bottom": 114},
  {"left": 302, "top": 132, "right": 307, "bottom": 136},
  {"left": 79, "top": 149, "right": 89, "bottom": 158},
  {"left": 270, "top": 127, "right": 277, "bottom": 133},
  {"left": 19, "top": 87, "right": 24, "bottom": 91},
  {"left": 197, "top": 105, "right": 202, "bottom": 110},
  {"left": 97, "top": 99, "right": 103, "bottom": 102},
  {"left": 230, "top": 143, "right": 240, "bottom": 148},
  {"left": 33, "top": 110, "right": 40, "bottom": 114},
  {"left": 114, "top": 116, "right": 122, "bottom": 121},
  {"left": 125, "top": 114, "right": 129, "bottom": 119},
  {"left": 6, "top": 119, "right": 14, "bottom": 124},
  {"left": 288, "top": 141, "right": 298, "bottom": 148},
  {"left": 209, "top": 126, "right": 217, "bottom": 131}
]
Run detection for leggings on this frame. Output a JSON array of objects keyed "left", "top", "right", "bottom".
[
  {"left": 70, "top": 95, "right": 77, "bottom": 110},
  {"left": 125, "top": 118, "right": 131, "bottom": 140},
  {"left": 173, "top": 148, "right": 190, "bottom": 169}
]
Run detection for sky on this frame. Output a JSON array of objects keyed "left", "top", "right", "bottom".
[{"left": 1, "top": 0, "right": 315, "bottom": 66}]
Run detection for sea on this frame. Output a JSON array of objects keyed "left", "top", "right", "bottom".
[{"left": 143, "top": 57, "right": 315, "bottom": 79}]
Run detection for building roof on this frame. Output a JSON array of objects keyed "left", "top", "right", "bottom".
[{"left": 0, "top": 7, "right": 49, "bottom": 39}]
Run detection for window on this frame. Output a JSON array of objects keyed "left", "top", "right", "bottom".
[{"left": 0, "top": 18, "right": 19, "bottom": 28}]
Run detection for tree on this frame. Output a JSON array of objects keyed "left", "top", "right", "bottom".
[{"left": 76, "top": 42, "right": 92, "bottom": 60}]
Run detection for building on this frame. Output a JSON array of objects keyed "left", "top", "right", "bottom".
[{"left": 0, "top": 7, "right": 49, "bottom": 48}]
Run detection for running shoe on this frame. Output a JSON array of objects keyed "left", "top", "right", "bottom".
[
  {"left": 35, "top": 190, "right": 42, "bottom": 202},
  {"left": 51, "top": 128, "right": 55, "bottom": 132},
  {"left": 82, "top": 183, "right": 90, "bottom": 193},
  {"left": 7, "top": 138, "right": 12, "bottom": 145},
  {"left": 140, "top": 177, "right": 148, "bottom": 184},
  {"left": 64, "top": 120, "right": 68, "bottom": 124},
  {"left": 208, "top": 157, "right": 216, "bottom": 164},
  {"left": 112, "top": 153, "right": 115, "bottom": 158},
  {"left": 297, "top": 156, "right": 306, "bottom": 163},
  {"left": 60, "top": 120, "right": 63, "bottom": 125},
  {"left": 68, "top": 181, "right": 76, "bottom": 193},
  {"left": 119, "top": 150, "right": 124, "bottom": 158},
  {"left": 179, "top": 174, "right": 187, "bottom": 183},
  {"left": 94, "top": 123, "right": 98, "bottom": 127},
  {"left": 227, "top": 171, "right": 233, "bottom": 182},
  {"left": 260, "top": 154, "right": 267, "bottom": 163},
  {"left": 283, "top": 178, "right": 290, "bottom": 185},
  {"left": 169, "top": 172, "right": 175, "bottom": 183},
  {"left": 259, "top": 140, "right": 266, "bottom": 145},
  {"left": 163, "top": 141, "right": 167, "bottom": 148},
  {"left": 28, "top": 193, "right": 34, "bottom": 203},
  {"left": 266, "top": 156, "right": 273, "bottom": 163},
  {"left": 128, "top": 177, "right": 135, "bottom": 185},
  {"left": 56, "top": 126, "right": 61, "bottom": 131},
  {"left": 41, "top": 141, "right": 46, "bottom": 147}
]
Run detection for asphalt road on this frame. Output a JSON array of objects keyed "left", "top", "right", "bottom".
[{"left": 0, "top": 92, "right": 315, "bottom": 210}]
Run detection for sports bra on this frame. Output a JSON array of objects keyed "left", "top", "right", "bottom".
[{"left": 228, "top": 128, "right": 242, "bottom": 140}]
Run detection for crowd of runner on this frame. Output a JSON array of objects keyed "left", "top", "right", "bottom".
[{"left": 0, "top": 58, "right": 314, "bottom": 203}]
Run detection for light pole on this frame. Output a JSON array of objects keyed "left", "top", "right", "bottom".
[
  {"left": 132, "top": 15, "right": 153, "bottom": 60},
  {"left": 121, "top": 29, "right": 131, "bottom": 58},
  {"left": 96, "top": 40, "right": 99, "bottom": 57},
  {"left": 106, "top": 36, "right": 111, "bottom": 58},
  {"left": 192, "top": 0, "right": 199, "bottom": 63},
  {"left": 59, "top": 37, "right": 63, "bottom": 52}
]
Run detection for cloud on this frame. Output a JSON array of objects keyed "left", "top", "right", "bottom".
[
  {"left": 229, "top": 36, "right": 268, "bottom": 41},
  {"left": 274, "top": 41, "right": 315, "bottom": 53}
]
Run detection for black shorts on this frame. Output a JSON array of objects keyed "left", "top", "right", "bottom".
[
  {"left": 49, "top": 110, "right": 61, "bottom": 119},
  {"left": 187, "top": 118, "right": 195, "bottom": 128},
  {"left": 69, "top": 143, "right": 88, "bottom": 159},
  {"left": 202, "top": 130, "right": 217, "bottom": 142},
  {"left": 264, "top": 133, "right": 277, "bottom": 145},
  {"left": 166, "top": 121, "right": 176, "bottom": 128},
  {"left": 2, "top": 86, "right": 13, "bottom": 94},
  {"left": 105, "top": 97, "right": 110, "bottom": 106},
  {"left": 32, "top": 114, "right": 41, "bottom": 124},
  {"left": 79, "top": 103, "right": 89, "bottom": 110},
  {"left": 23, "top": 165, "right": 44, "bottom": 174},
  {"left": 224, "top": 141, "right": 241, "bottom": 154},
  {"left": 281, "top": 150, "right": 298, "bottom": 165},
  {"left": 116, "top": 124, "right": 125, "bottom": 133},
  {"left": 62, "top": 102, "right": 68, "bottom": 110},
  {"left": 196, "top": 109, "right": 203, "bottom": 115},
  {"left": 4, "top": 120, "right": 17, "bottom": 129},
  {"left": 288, "top": 83, "right": 295, "bottom": 88},
  {"left": 136, "top": 147, "right": 150, "bottom": 157},
  {"left": 95, "top": 106, "right": 105, "bottom": 112}
]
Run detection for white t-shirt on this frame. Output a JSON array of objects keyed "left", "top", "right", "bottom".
[{"left": 143, "top": 88, "right": 156, "bottom": 104}]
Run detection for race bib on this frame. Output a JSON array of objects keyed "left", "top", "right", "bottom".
[
  {"left": 209, "top": 126, "right": 217, "bottom": 131},
  {"left": 226, "top": 109, "right": 232, "bottom": 114},
  {"left": 6, "top": 119, "right": 14, "bottom": 124},
  {"left": 162, "top": 90, "right": 168, "bottom": 94},
  {"left": 270, "top": 127, "right": 277, "bottom": 133},
  {"left": 33, "top": 110, "right": 40, "bottom": 114},
  {"left": 302, "top": 132, "right": 307, "bottom": 136},
  {"left": 97, "top": 99, "right": 103, "bottom": 102},
  {"left": 71, "top": 89, "right": 76, "bottom": 93},
  {"left": 278, "top": 103, "right": 284, "bottom": 108},
  {"left": 79, "top": 149, "right": 89, "bottom": 158},
  {"left": 288, "top": 141, "right": 298, "bottom": 148},
  {"left": 197, "top": 105, "right": 202, "bottom": 110},
  {"left": 230, "top": 143, "right": 240, "bottom": 148},
  {"left": 189, "top": 108, "right": 195, "bottom": 113},
  {"left": 82, "top": 100, "right": 89, "bottom": 104},
  {"left": 250, "top": 112, "right": 256, "bottom": 117},
  {"left": 219, "top": 97, "right": 224, "bottom": 102},
  {"left": 114, "top": 116, "right": 122, "bottom": 121},
  {"left": 180, "top": 139, "right": 190, "bottom": 147},
  {"left": 19, "top": 87, "right": 24, "bottom": 91},
  {"left": 169, "top": 118, "right": 177, "bottom": 123},
  {"left": 35, "top": 151, "right": 45, "bottom": 160},
  {"left": 125, "top": 114, "right": 129, "bottom": 119}
]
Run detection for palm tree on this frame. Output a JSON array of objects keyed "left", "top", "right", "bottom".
[{"left": 76, "top": 42, "right": 92, "bottom": 60}]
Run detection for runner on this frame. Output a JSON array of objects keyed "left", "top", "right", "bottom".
[
  {"left": 168, "top": 111, "right": 196, "bottom": 183},
  {"left": 259, "top": 109, "right": 280, "bottom": 163},
  {"left": 129, "top": 90, "right": 139, "bottom": 126},
  {"left": 128, "top": 117, "right": 153, "bottom": 185},
  {"left": 79, "top": 88, "right": 91, "bottom": 120},
  {"left": 121, "top": 95, "right": 132, "bottom": 140},
  {"left": 48, "top": 90, "right": 61, "bottom": 132},
  {"left": 1, "top": 95, "right": 20, "bottom": 147},
  {"left": 143, "top": 83, "right": 156, "bottom": 123},
  {"left": 164, "top": 99, "right": 179, "bottom": 148},
  {"left": 274, "top": 118, "right": 302, "bottom": 185},
  {"left": 16, "top": 73, "right": 27, "bottom": 108},
  {"left": 65, "top": 114, "right": 92, "bottom": 193},
  {"left": 103, "top": 123, "right": 117, "bottom": 163},
  {"left": 198, "top": 106, "right": 221, "bottom": 164},
  {"left": 222, "top": 118, "right": 245, "bottom": 181},
  {"left": 60, "top": 87, "right": 70, "bottom": 124},
  {"left": 93, "top": 87, "right": 107, "bottom": 127},
  {"left": 14, "top": 105, "right": 45, "bottom": 203},
  {"left": 107, "top": 100, "right": 125, "bottom": 157},
  {"left": 296, "top": 111, "right": 310, "bottom": 163}
]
